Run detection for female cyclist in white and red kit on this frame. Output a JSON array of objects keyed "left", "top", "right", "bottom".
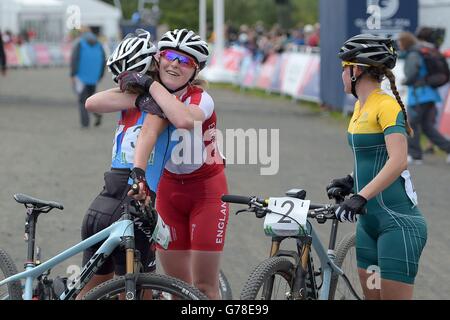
[{"left": 118, "top": 29, "right": 229, "bottom": 299}]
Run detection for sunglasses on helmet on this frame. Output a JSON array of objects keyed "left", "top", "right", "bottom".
[
  {"left": 160, "top": 50, "right": 198, "bottom": 68},
  {"left": 341, "top": 61, "right": 371, "bottom": 70}
]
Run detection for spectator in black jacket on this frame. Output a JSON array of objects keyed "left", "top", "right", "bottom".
[{"left": 0, "top": 30, "right": 7, "bottom": 76}]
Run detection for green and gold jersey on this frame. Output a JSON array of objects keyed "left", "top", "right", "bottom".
[{"left": 347, "top": 89, "right": 416, "bottom": 212}]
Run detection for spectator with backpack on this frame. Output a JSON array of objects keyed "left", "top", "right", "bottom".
[
  {"left": 416, "top": 27, "right": 448, "bottom": 155},
  {"left": 397, "top": 31, "right": 450, "bottom": 164}
]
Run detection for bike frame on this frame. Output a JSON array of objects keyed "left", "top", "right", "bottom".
[
  {"left": 0, "top": 218, "right": 134, "bottom": 300},
  {"left": 308, "top": 223, "right": 344, "bottom": 300},
  {"left": 272, "top": 219, "right": 357, "bottom": 300}
]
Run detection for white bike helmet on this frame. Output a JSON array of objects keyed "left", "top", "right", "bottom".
[
  {"left": 158, "top": 29, "right": 209, "bottom": 70},
  {"left": 107, "top": 29, "right": 157, "bottom": 83}
]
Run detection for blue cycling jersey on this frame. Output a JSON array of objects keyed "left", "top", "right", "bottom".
[{"left": 111, "top": 108, "right": 176, "bottom": 192}]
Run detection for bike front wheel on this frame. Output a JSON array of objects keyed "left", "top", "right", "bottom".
[
  {"left": 240, "top": 257, "right": 295, "bottom": 300},
  {"left": 328, "top": 232, "right": 363, "bottom": 300},
  {"left": 0, "top": 248, "right": 22, "bottom": 300},
  {"left": 83, "top": 273, "right": 208, "bottom": 300},
  {"left": 219, "top": 269, "right": 232, "bottom": 300}
]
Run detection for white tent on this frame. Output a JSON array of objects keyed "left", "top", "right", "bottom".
[
  {"left": 0, "top": 0, "right": 121, "bottom": 42},
  {"left": 58, "top": 0, "right": 121, "bottom": 41},
  {"left": 0, "top": 0, "right": 64, "bottom": 41}
]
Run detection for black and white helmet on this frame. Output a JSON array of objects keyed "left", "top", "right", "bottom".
[
  {"left": 107, "top": 29, "right": 157, "bottom": 83},
  {"left": 158, "top": 29, "right": 209, "bottom": 69},
  {"left": 339, "top": 34, "right": 397, "bottom": 69}
]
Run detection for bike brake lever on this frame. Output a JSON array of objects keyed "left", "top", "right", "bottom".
[
  {"left": 255, "top": 208, "right": 269, "bottom": 219},
  {"left": 235, "top": 208, "right": 250, "bottom": 215}
]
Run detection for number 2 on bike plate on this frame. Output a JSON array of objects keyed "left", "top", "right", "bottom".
[{"left": 264, "top": 197, "right": 310, "bottom": 237}]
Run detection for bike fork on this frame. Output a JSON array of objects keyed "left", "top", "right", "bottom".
[
  {"left": 292, "top": 236, "right": 312, "bottom": 300},
  {"left": 124, "top": 237, "right": 137, "bottom": 300}
]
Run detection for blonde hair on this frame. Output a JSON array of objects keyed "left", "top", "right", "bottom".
[
  {"left": 192, "top": 78, "right": 209, "bottom": 90},
  {"left": 380, "top": 66, "right": 414, "bottom": 136},
  {"left": 361, "top": 64, "right": 414, "bottom": 137}
]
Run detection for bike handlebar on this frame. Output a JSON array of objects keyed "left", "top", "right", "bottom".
[
  {"left": 221, "top": 195, "right": 253, "bottom": 205},
  {"left": 222, "top": 194, "right": 330, "bottom": 209},
  {"left": 222, "top": 193, "right": 368, "bottom": 221}
]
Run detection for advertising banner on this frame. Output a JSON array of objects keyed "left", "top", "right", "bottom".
[
  {"left": 255, "top": 54, "right": 280, "bottom": 91},
  {"left": 33, "top": 44, "right": 51, "bottom": 66},
  {"left": 297, "top": 54, "right": 320, "bottom": 101},
  {"left": 4, "top": 43, "right": 20, "bottom": 67},
  {"left": 348, "top": 0, "right": 418, "bottom": 37},
  {"left": 281, "top": 53, "right": 310, "bottom": 97}
]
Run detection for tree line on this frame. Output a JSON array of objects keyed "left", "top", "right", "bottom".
[{"left": 100, "top": 0, "right": 318, "bottom": 31}]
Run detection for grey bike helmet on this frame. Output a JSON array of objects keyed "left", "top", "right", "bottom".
[
  {"left": 107, "top": 29, "right": 157, "bottom": 83},
  {"left": 158, "top": 29, "right": 209, "bottom": 70},
  {"left": 339, "top": 34, "right": 397, "bottom": 69}
]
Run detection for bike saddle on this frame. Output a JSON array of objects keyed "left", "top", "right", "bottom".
[{"left": 13, "top": 193, "right": 64, "bottom": 210}]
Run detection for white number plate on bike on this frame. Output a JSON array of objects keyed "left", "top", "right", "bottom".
[
  {"left": 264, "top": 197, "right": 310, "bottom": 237},
  {"left": 152, "top": 215, "right": 171, "bottom": 249}
]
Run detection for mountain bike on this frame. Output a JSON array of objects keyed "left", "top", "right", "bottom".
[
  {"left": 222, "top": 187, "right": 363, "bottom": 300},
  {"left": 128, "top": 183, "right": 233, "bottom": 300},
  {"left": 0, "top": 193, "right": 207, "bottom": 300}
]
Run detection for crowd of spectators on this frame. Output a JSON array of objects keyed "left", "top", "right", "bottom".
[
  {"left": 220, "top": 22, "right": 320, "bottom": 62},
  {"left": 0, "top": 29, "right": 38, "bottom": 46}
]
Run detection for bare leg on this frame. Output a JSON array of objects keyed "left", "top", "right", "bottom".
[
  {"left": 76, "top": 273, "right": 114, "bottom": 300},
  {"left": 157, "top": 250, "right": 192, "bottom": 284},
  {"left": 358, "top": 268, "right": 380, "bottom": 300},
  {"left": 381, "top": 278, "right": 414, "bottom": 300},
  {"left": 192, "top": 251, "right": 222, "bottom": 300}
]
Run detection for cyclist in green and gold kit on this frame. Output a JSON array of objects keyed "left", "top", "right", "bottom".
[{"left": 327, "top": 34, "right": 427, "bottom": 300}]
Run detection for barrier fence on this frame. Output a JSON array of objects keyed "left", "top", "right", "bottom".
[
  {"left": 3, "top": 42, "right": 72, "bottom": 68},
  {"left": 3, "top": 42, "right": 450, "bottom": 137}
]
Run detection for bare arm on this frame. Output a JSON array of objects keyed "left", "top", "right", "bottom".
[
  {"left": 134, "top": 114, "right": 169, "bottom": 170},
  {"left": 130, "top": 114, "right": 169, "bottom": 200},
  {"left": 149, "top": 82, "right": 205, "bottom": 129},
  {"left": 85, "top": 88, "right": 139, "bottom": 113},
  {"left": 358, "top": 133, "right": 408, "bottom": 200}
]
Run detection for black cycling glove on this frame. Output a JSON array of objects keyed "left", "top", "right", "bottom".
[
  {"left": 334, "top": 194, "right": 367, "bottom": 223},
  {"left": 135, "top": 93, "right": 167, "bottom": 119},
  {"left": 129, "top": 167, "right": 151, "bottom": 197},
  {"left": 118, "top": 71, "right": 154, "bottom": 94},
  {"left": 326, "top": 174, "right": 354, "bottom": 197}
]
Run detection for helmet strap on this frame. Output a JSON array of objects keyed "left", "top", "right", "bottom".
[{"left": 349, "top": 66, "right": 365, "bottom": 99}]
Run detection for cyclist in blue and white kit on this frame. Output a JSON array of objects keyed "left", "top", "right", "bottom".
[{"left": 77, "top": 30, "right": 177, "bottom": 298}]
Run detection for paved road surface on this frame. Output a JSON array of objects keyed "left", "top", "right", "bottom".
[{"left": 1, "top": 68, "right": 449, "bottom": 299}]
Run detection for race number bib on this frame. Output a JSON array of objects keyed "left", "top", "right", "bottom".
[
  {"left": 264, "top": 197, "right": 310, "bottom": 237},
  {"left": 121, "top": 125, "right": 142, "bottom": 164},
  {"left": 401, "top": 170, "right": 418, "bottom": 207},
  {"left": 112, "top": 125, "right": 155, "bottom": 166},
  {"left": 152, "top": 215, "right": 171, "bottom": 249}
]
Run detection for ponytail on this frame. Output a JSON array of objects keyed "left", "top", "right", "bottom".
[{"left": 382, "top": 67, "right": 414, "bottom": 137}]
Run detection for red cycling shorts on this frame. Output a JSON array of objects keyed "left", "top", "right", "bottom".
[{"left": 155, "top": 169, "right": 229, "bottom": 251}]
